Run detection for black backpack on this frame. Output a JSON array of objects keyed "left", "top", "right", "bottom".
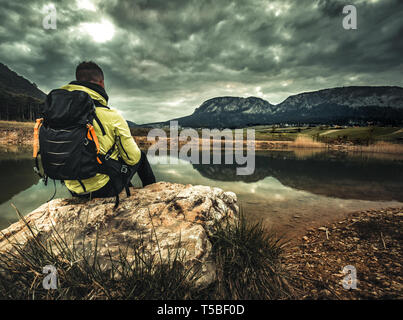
[{"left": 33, "top": 89, "right": 134, "bottom": 207}]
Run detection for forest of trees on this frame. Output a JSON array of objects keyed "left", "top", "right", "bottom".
[
  {"left": 0, "top": 62, "right": 45, "bottom": 121},
  {"left": 0, "top": 89, "right": 43, "bottom": 121}
]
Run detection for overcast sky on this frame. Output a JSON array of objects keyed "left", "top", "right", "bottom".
[{"left": 0, "top": 0, "right": 402, "bottom": 124}]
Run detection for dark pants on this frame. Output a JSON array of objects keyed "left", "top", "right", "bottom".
[{"left": 73, "top": 151, "right": 156, "bottom": 199}]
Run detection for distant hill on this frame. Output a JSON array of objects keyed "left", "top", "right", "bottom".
[
  {"left": 0, "top": 62, "right": 45, "bottom": 121},
  {"left": 127, "top": 120, "right": 138, "bottom": 128},
  {"left": 141, "top": 86, "right": 403, "bottom": 128}
]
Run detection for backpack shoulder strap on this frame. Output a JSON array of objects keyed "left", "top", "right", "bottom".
[
  {"left": 91, "top": 100, "right": 108, "bottom": 136},
  {"left": 93, "top": 113, "right": 106, "bottom": 136}
]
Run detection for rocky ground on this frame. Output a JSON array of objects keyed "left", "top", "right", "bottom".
[{"left": 284, "top": 207, "right": 403, "bottom": 299}]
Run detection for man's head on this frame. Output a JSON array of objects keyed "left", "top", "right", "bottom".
[{"left": 75, "top": 61, "right": 105, "bottom": 88}]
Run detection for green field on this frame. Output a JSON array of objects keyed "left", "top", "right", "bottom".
[{"left": 248, "top": 125, "right": 403, "bottom": 144}]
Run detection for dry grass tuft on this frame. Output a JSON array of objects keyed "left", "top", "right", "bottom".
[{"left": 291, "top": 135, "right": 326, "bottom": 148}]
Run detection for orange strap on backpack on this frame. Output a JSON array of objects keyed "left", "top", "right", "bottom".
[
  {"left": 87, "top": 124, "right": 102, "bottom": 164},
  {"left": 33, "top": 118, "right": 43, "bottom": 158}
]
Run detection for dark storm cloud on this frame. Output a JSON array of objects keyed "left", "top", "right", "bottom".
[{"left": 0, "top": 0, "right": 402, "bottom": 123}]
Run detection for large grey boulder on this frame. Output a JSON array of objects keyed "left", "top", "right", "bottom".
[{"left": 0, "top": 182, "right": 239, "bottom": 288}]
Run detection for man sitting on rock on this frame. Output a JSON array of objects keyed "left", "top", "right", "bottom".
[{"left": 63, "top": 61, "right": 156, "bottom": 198}]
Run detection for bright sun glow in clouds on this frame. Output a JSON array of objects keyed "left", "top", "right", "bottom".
[
  {"left": 76, "top": 0, "right": 97, "bottom": 11},
  {"left": 79, "top": 19, "right": 115, "bottom": 43}
]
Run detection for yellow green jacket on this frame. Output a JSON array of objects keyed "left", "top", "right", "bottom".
[{"left": 61, "top": 82, "right": 141, "bottom": 194}]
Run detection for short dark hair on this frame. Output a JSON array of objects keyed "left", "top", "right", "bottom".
[{"left": 75, "top": 61, "right": 104, "bottom": 82}]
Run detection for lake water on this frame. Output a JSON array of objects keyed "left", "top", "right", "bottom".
[{"left": 1, "top": 147, "right": 403, "bottom": 239}]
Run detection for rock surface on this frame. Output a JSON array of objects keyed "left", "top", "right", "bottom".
[{"left": 0, "top": 182, "right": 239, "bottom": 287}]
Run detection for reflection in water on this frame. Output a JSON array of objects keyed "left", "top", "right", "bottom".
[
  {"left": 192, "top": 151, "right": 403, "bottom": 202},
  {"left": 0, "top": 149, "right": 71, "bottom": 227},
  {"left": 137, "top": 151, "right": 403, "bottom": 238},
  {"left": 0, "top": 158, "right": 40, "bottom": 205},
  {"left": 1, "top": 149, "right": 403, "bottom": 238}
]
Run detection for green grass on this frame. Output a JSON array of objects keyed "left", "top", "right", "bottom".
[
  {"left": 305, "top": 126, "right": 403, "bottom": 145},
  {"left": 323, "top": 127, "right": 402, "bottom": 141},
  {"left": 244, "top": 126, "right": 403, "bottom": 144},
  {"left": 0, "top": 209, "right": 295, "bottom": 300}
]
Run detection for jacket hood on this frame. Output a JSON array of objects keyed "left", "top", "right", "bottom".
[
  {"left": 69, "top": 80, "right": 109, "bottom": 102},
  {"left": 59, "top": 81, "right": 109, "bottom": 107}
]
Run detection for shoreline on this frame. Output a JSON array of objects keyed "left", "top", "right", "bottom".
[
  {"left": 284, "top": 207, "right": 403, "bottom": 299},
  {"left": 1, "top": 122, "right": 403, "bottom": 155}
]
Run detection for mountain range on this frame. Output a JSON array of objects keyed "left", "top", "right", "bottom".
[{"left": 141, "top": 86, "right": 403, "bottom": 128}]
